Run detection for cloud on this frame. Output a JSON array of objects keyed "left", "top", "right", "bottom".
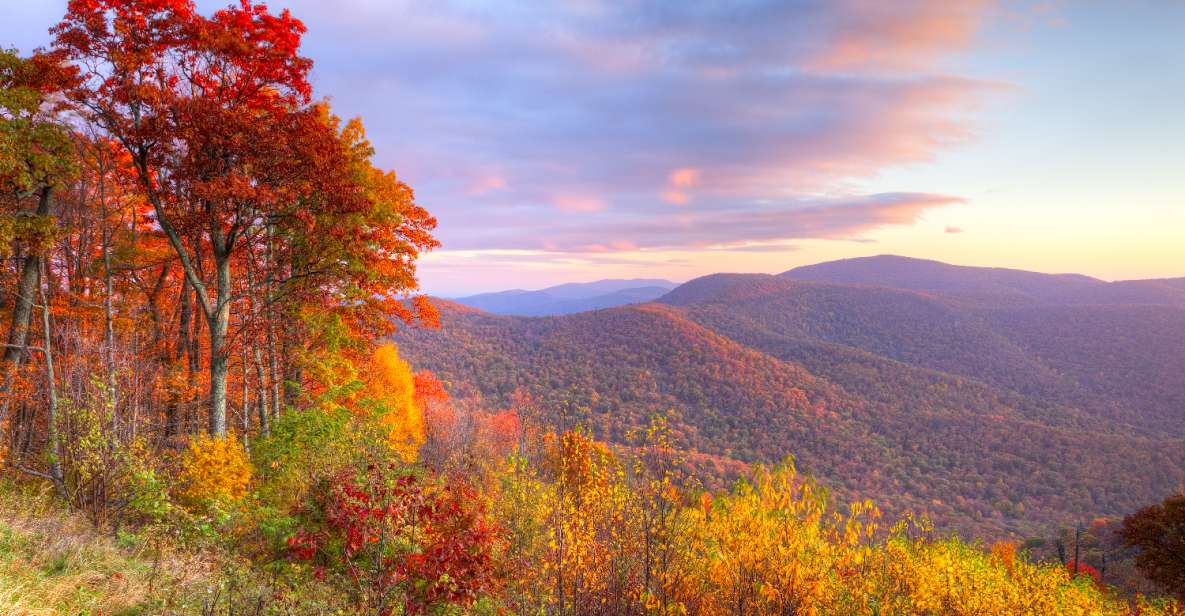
[
  {"left": 442, "top": 192, "right": 962, "bottom": 252},
  {"left": 662, "top": 167, "right": 702, "bottom": 204},
  {"left": 466, "top": 173, "right": 507, "bottom": 196},
  {"left": 806, "top": 0, "right": 994, "bottom": 71},
  {"left": 191, "top": 2, "right": 1000, "bottom": 259},
  {"left": 552, "top": 194, "right": 607, "bottom": 212},
  {"left": 708, "top": 243, "right": 802, "bottom": 253}
]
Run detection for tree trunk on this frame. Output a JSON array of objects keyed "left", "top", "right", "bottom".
[
  {"left": 208, "top": 325, "right": 228, "bottom": 437},
  {"left": 166, "top": 277, "right": 192, "bottom": 439},
  {"left": 39, "top": 261, "right": 66, "bottom": 499},
  {"left": 3, "top": 187, "right": 52, "bottom": 364},
  {"left": 206, "top": 253, "right": 231, "bottom": 437},
  {"left": 100, "top": 179, "right": 118, "bottom": 435},
  {"left": 240, "top": 344, "right": 250, "bottom": 449},
  {"left": 254, "top": 347, "right": 269, "bottom": 437},
  {"left": 0, "top": 186, "right": 54, "bottom": 445},
  {"left": 264, "top": 224, "right": 281, "bottom": 419},
  {"left": 189, "top": 285, "right": 202, "bottom": 374}
]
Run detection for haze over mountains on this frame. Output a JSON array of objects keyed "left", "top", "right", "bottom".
[
  {"left": 451, "top": 278, "right": 678, "bottom": 316},
  {"left": 396, "top": 256, "right": 1185, "bottom": 538}
]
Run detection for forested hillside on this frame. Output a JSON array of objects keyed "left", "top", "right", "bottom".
[{"left": 395, "top": 261, "right": 1185, "bottom": 539}]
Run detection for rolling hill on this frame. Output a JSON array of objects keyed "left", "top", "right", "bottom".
[{"left": 394, "top": 257, "right": 1185, "bottom": 538}]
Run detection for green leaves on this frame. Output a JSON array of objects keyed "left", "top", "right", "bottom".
[{"left": 0, "top": 49, "right": 76, "bottom": 198}]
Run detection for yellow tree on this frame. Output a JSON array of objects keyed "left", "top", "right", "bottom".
[{"left": 359, "top": 344, "right": 425, "bottom": 462}]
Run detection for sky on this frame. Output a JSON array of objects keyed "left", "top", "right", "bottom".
[{"left": 4, "top": 1, "right": 1184, "bottom": 295}]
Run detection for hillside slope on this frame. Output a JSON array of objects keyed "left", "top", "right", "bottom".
[
  {"left": 661, "top": 272, "right": 1185, "bottom": 436},
  {"left": 393, "top": 300, "right": 1185, "bottom": 538}
]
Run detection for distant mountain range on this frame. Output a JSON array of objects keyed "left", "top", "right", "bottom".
[
  {"left": 396, "top": 255, "right": 1185, "bottom": 538},
  {"left": 785, "top": 255, "right": 1185, "bottom": 307},
  {"left": 450, "top": 278, "right": 678, "bottom": 316}
]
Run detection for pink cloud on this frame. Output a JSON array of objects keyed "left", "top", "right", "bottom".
[
  {"left": 217, "top": 0, "right": 1016, "bottom": 262},
  {"left": 669, "top": 167, "right": 702, "bottom": 188},
  {"left": 552, "top": 194, "right": 607, "bottom": 212},
  {"left": 467, "top": 173, "right": 508, "bottom": 195},
  {"left": 662, "top": 190, "right": 690, "bottom": 205},
  {"left": 662, "top": 167, "right": 703, "bottom": 204},
  {"left": 476, "top": 192, "right": 964, "bottom": 253},
  {"left": 808, "top": 0, "right": 996, "bottom": 72}
]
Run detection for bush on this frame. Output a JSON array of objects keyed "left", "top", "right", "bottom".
[
  {"left": 252, "top": 406, "right": 355, "bottom": 510},
  {"left": 178, "top": 434, "right": 252, "bottom": 508},
  {"left": 289, "top": 462, "right": 502, "bottom": 615},
  {"left": 56, "top": 383, "right": 164, "bottom": 526}
]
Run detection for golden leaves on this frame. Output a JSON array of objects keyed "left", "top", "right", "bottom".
[
  {"left": 492, "top": 440, "right": 1178, "bottom": 615},
  {"left": 178, "top": 433, "right": 252, "bottom": 506},
  {"left": 363, "top": 344, "right": 425, "bottom": 463}
]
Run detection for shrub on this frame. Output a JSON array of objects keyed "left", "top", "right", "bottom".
[
  {"left": 178, "top": 434, "right": 252, "bottom": 508},
  {"left": 56, "top": 386, "right": 163, "bottom": 527},
  {"left": 252, "top": 406, "right": 355, "bottom": 510},
  {"left": 289, "top": 463, "right": 502, "bottom": 615}
]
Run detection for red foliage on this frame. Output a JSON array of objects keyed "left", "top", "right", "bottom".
[
  {"left": 479, "top": 409, "right": 521, "bottom": 457},
  {"left": 50, "top": 0, "right": 439, "bottom": 434},
  {"left": 290, "top": 465, "right": 501, "bottom": 614},
  {"left": 413, "top": 370, "right": 449, "bottom": 408},
  {"left": 1066, "top": 560, "right": 1103, "bottom": 586}
]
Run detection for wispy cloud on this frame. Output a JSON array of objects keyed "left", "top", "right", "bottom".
[
  {"left": 66, "top": 0, "right": 1001, "bottom": 277},
  {"left": 446, "top": 192, "right": 963, "bottom": 252}
]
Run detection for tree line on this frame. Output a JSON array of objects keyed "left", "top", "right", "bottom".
[{"left": 1, "top": 0, "right": 437, "bottom": 492}]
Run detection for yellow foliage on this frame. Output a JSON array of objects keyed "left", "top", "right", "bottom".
[
  {"left": 178, "top": 434, "right": 252, "bottom": 506},
  {"left": 495, "top": 432, "right": 1183, "bottom": 616},
  {"left": 990, "top": 540, "right": 1018, "bottom": 574},
  {"left": 863, "top": 536, "right": 1133, "bottom": 615},
  {"left": 362, "top": 344, "right": 425, "bottom": 462}
]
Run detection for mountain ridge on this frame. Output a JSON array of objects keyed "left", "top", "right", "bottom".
[
  {"left": 781, "top": 255, "right": 1185, "bottom": 307},
  {"left": 394, "top": 256, "right": 1185, "bottom": 537}
]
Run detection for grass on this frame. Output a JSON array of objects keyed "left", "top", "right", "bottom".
[{"left": 0, "top": 479, "right": 207, "bottom": 615}]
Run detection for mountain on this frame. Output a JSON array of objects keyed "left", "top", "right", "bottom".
[
  {"left": 451, "top": 278, "right": 678, "bottom": 316},
  {"left": 394, "top": 257, "right": 1185, "bottom": 538},
  {"left": 660, "top": 272, "right": 1185, "bottom": 436},
  {"left": 783, "top": 255, "right": 1185, "bottom": 307}
]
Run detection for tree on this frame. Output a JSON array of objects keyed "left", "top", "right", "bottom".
[
  {"left": 52, "top": 0, "right": 315, "bottom": 435},
  {"left": 275, "top": 111, "right": 438, "bottom": 404},
  {"left": 0, "top": 49, "right": 76, "bottom": 439},
  {"left": 361, "top": 344, "right": 425, "bottom": 462},
  {"left": 1119, "top": 494, "right": 1185, "bottom": 601},
  {"left": 51, "top": 0, "right": 436, "bottom": 436}
]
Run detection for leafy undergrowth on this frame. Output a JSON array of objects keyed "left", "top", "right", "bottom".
[{"left": 0, "top": 480, "right": 206, "bottom": 616}]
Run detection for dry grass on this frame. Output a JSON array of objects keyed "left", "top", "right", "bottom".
[{"left": 0, "top": 479, "right": 207, "bottom": 615}]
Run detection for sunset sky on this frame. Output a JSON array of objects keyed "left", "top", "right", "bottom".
[{"left": 5, "top": 1, "right": 1184, "bottom": 295}]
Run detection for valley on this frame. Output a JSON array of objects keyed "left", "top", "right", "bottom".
[{"left": 396, "top": 256, "right": 1185, "bottom": 538}]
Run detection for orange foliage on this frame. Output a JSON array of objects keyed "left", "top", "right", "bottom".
[
  {"left": 413, "top": 370, "right": 449, "bottom": 408},
  {"left": 362, "top": 344, "right": 425, "bottom": 462}
]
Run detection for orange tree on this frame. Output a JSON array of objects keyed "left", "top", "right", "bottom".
[{"left": 51, "top": 0, "right": 436, "bottom": 437}]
